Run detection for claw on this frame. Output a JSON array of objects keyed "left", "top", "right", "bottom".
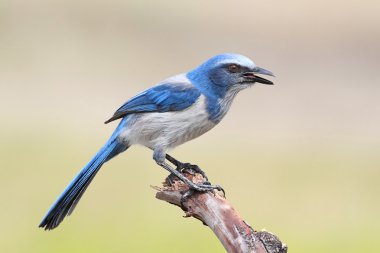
[
  {"left": 182, "top": 167, "right": 195, "bottom": 175},
  {"left": 186, "top": 164, "right": 209, "bottom": 181},
  {"left": 180, "top": 182, "right": 226, "bottom": 209},
  {"left": 216, "top": 185, "right": 226, "bottom": 197},
  {"left": 165, "top": 166, "right": 182, "bottom": 185},
  {"left": 180, "top": 189, "right": 195, "bottom": 210},
  {"left": 165, "top": 154, "right": 209, "bottom": 182},
  {"left": 166, "top": 174, "right": 177, "bottom": 185}
]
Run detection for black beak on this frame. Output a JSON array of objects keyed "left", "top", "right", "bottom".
[{"left": 242, "top": 66, "right": 274, "bottom": 85}]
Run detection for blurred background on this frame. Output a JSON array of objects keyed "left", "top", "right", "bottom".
[{"left": 1, "top": 0, "right": 379, "bottom": 252}]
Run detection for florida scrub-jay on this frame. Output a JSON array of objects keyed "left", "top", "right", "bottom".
[{"left": 39, "top": 53, "right": 274, "bottom": 230}]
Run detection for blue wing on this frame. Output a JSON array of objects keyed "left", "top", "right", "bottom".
[{"left": 105, "top": 82, "right": 201, "bottom": 123}]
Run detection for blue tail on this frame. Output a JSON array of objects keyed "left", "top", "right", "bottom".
[{"left": 39, "top": 137, "right": 129, "bottom": 230}]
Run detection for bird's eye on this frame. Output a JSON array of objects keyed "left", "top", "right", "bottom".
[{"left": 228, "top": 64, "right": 240, "bottom": 73}]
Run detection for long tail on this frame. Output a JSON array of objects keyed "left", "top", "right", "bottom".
[{"left": 39, "top": 137, "right": 129, "bottom": 230}]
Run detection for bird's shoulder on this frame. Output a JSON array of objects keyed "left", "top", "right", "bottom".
[{"left": 105, "top": 74, "right": 202, "bottom": 124}]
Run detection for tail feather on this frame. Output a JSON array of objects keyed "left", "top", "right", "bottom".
[{"left": 39, "top": 138, "right": 129, "bottom": 230}]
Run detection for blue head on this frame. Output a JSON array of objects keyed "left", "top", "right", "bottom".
[{"left": 187, "top": 53, "right": 274, "bottom": 98}]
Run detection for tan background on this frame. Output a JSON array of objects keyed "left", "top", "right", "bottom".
[{"left": 1, "top": 1, "right": 379, "bottom": 252}]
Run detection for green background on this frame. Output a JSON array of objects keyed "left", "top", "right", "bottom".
[{"left": 1, "top": 1, "right": 379, "bottom": 252}]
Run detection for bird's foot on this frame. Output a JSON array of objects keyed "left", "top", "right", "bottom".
[
  {"left": 180, "top": 182, "right": 225, "bottom": 209},
  {"left": 181, "top": 163, "right": 209, "bottom": 181},
  {"left": 166, "top": 166, "right": 182, "bottom": 185},
  {"left": 166, "top": 163, "right": 209, "bottom": 185},
  {"left": 165, "top": 154, "right": 209, "bottom": 183},
  {"left": 158, "top": 159, "right": 225, "bottom": 210}
]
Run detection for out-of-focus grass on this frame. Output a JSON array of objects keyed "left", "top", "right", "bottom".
[{"left": 1, "top": 127, "right": 379, "bottom": 253}]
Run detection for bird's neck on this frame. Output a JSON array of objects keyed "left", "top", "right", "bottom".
[
  {"left": 204, "top": 85, "right": 243, "bottom": 123},
  {"left": 186, "top": 71, "right": 242, "bottom": 123}
]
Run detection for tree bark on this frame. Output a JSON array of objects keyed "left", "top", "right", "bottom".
[{"left": 154, "top": 172, "right": 287, "bottom": 253}]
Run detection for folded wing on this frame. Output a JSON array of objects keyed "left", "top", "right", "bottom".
[{"left": 105, "top": 82, "right": 201, "bottom": 124}]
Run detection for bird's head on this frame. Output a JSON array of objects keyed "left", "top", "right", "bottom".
[{"left": 188, "top": 53, "right": 274, "bottom": 97}]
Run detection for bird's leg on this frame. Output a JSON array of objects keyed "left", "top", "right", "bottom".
[
  {"left": 156, "top": 160, "right": 225, "bottom": 207},
  {"left": 165, "top": 156, "right": 183, "bottom": 185},
  {"left": 165, "top": 154, "right": 209, "bottom": 181}
]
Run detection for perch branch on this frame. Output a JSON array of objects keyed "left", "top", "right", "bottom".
[{"left": 154, "top": 172, "right": 287, "bottom": 253}]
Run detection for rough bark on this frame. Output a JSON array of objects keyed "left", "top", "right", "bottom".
[{"left": 154, "top": 172, "right": 287, "bottom": 253}]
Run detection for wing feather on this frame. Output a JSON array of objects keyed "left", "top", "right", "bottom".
[{"left": 104, "top": 83, "right": 201, "bottom": 124}]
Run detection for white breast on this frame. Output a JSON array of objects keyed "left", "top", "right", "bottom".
[{"left": 118, "top": 95, "right": 216, "bottom": 151}]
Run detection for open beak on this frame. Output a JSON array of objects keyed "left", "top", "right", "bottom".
[{"left": 242, "top": 66, "right": 274, "bottom": 85}]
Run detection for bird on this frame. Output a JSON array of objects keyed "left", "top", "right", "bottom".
[{"left": 39, "top": 53, "right": 274, "bottom": 230}]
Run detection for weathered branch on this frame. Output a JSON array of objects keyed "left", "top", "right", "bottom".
[{"left": 154, "top": 172, "right": 287, "bottom": 253}]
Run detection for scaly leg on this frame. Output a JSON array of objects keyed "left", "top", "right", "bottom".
[{"left": 165, "top": 154, "right": 209, "bottom": 181}]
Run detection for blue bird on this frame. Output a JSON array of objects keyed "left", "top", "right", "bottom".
[{"left": 39, "top": 53, "right": 274, "bottom": 230}]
